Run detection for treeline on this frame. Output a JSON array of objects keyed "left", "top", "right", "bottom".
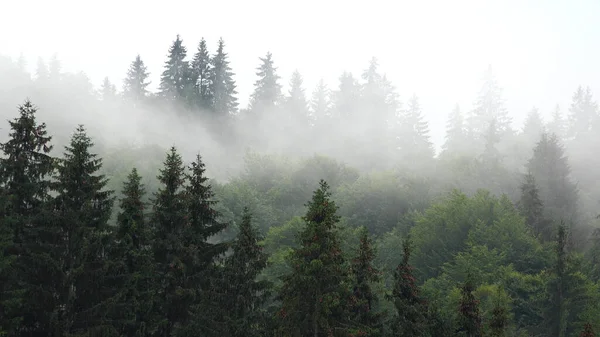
[{"left": 1, "top": 100, "right": 599, "bottom": 337}]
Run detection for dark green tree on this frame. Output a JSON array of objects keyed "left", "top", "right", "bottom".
[
  {"left": 210, "top": 38, "right": 238, "bottom": 117},
  {"left": 277, "top": 180, "right": 348, "bottom": 337},
  {"left": 190, "top": 37, "right": 212, "bottom": 111},
  {"left": 0, "top": 100, "right": 55, "bottom": 335},
  {"left": 222, "top": 207, "right": 271, "bottom": 337},
  {"left": 518, "top": 172, "right": 549, "bottom": 241},
  {"left": 456, "top": 276, "right": 482, "bottom": 337},
  {"left": 123, "top": 54, "right": 151, "bottom": 103},
  {"left": 150, "top": 147, "right": 189, "bottom": 337},
  {"left": 387, "top": 235, "right": 427, "bottom": 337},
  {"left": 348, "top": 226, "right": 383, "bottom": 336},
  {"left": 488, "top": 293, "right": 509, "bottom": 337},
  {"left": 53, "top": 125, "right": 115, "bottom": 335},
  {"left": 159, "top": 35, "right": 191, "bottom": 103},
  {"left": 108, "top": 168, "right": 155, "bottom": 337}
]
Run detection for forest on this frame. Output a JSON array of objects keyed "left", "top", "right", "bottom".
[{"left": 0, "top": 34, "right": 600, "bottom": 337}]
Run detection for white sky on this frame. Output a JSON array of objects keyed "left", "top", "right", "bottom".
[{"left": 1, "top": 0, "right": 600, "bottom": 149}]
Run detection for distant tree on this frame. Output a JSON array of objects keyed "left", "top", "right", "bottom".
[
  {"left": 249, "top": 52, "right": 282, "bottom": 112},
  {"left": 518, "top": 172, "right": 549, "bottom": 241},
  {"left": 441, "top": 104, "right": 469, "bottom": 157},
  {"left": 35, "top": 57, "right": 49, "bottom": 82},
  {"left": 221, "top": 207, "right": 271, "bottom": 337},
  {"left": 48, "top": 53, "right": 62, "bottom": 82},
  {"left": 387, "top": 235, "right": 427, "bottom": 337},
  {"left": 522, "top": 107, "right": 545, "bottom": 147},
  {"left": 123, "top": 55, "right": 151, "bottom": 103},
  {"left": 526, "top": 133, "right": 578, "bottom": 225},
  {"left": 53, "top": 125, "right": 115, "bottom": 335},
  {"left": 480, "top": 117, "right": 501, "bottom": 167},
  {"left": 0, "top": 100, "right": 55, "bottom": 335},
  {"left": 310, "top": 78, "right": 330, "bottom": 123},
  {"left": 190, "top": 37, "right": 212, "bottom": 111},
  {"left": 456, "top": 276, "right": 482, "bottom": 337},
  {"left": 100, "top": 76, "right": 118, "bottom": 101},
  {"left": 285, "top": 70, "right": 310, "bottom": 127},
  {"left": 348, "top": 226, "right": 383, "bottom": 336},
  {"left": 547, "top": 104, "right": 567, "bottom": 140},
  {"left": 332, "top": 71, "right": 361, "bottom": 120},
  {"left": 210, "top": 38, "right": 239, "bottom": 117},
  {"left": 277, "top": 180, "right": 349, "bottom": 336},
  {"left": 398, "top": 94, "right": 434, "bottom": 162},
  {"left": 159, "top": 35, "right": 191, "bottom": 103},
  {"left": 568, "top": 86, "right": 598, "bottom": 140}
]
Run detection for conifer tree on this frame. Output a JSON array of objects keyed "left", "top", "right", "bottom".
[
  {"left": 0, "top": 100, "right": 55, "bottom": 335},
  {"left": 123, "top": 55, "right": 151, "bottom": 103},
  {"left": 285, "top": 70, "right": 310, "bottom": 128},
  {"left": 468, "top": 65, "right": 511, "bottom": 142},
  {"left": 222, "top": 207, "right": 271, "bottom": 337},
  {"left": 310, "top": 79, "right": 330, "bottom": 123},
  {"left": 522, "top": 107, "right": 545, "bottom": 146},
  {"left": 108, "top": 168, "right": 154, "bottom": 336},
  {"left": 481, "top": 118, "right": 501, "bottom": 167},
  {"left": 48, "top": 53, "right": 62, "bottom": 82},
  {"left": 441, "top": 104, "right": 468, "bottom": 157},
  {"left": 150, "top": 147, "right": 189, "bottom": 337},
  {"left": 387, "top": 235, "right": 427, "bottom": 337},
  {"left": 53, "top": 125, "right": 115, "bottom": 335},
  {"left": 543, "top": 223, "right": 569, "bottom": 337},
  {"left": 277, "top": 180, "right": 348, "bottom": 337},
  {"left": 518, "top": 172, "right": 549, "bottom": 241},
  {"left": 348, "top": 226, "right": 383, "bottom": 336},
  {"left": 332, "top": 71, "right": 361, "bottom": 119},
  {"left": 35, "top": 57, "right": 49, "bottom": 82},
  {"left": 568, "top": 86, "right": 598, "bottom": 140},
  {"left": 547, "top": 105, "right": 567, "bottom": 140},
  {"left": 249, "top": 52, "right": 282, "bottom": 112},
  {"left": 101, "top": 76, "right": 117, "bottom": 101},
  {"left": 398, "top": 94, "right": 434, "bottom": 163},
  {"left": 210, "top": 38, "right": 239, "bottom": 117},
  {"left": 190, "top": 38, "right": 212, "bottom": 110},
  {"left": 456, "top": 276, "right": 482, "bottom": 337},
  {"left": 159, "top": 35, "right": 191, "bottom": 103}
]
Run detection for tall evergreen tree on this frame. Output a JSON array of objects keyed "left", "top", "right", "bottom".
[
  {"left": 387, "top": 235, "right": 427, "bottom": 337},
  {"left": 123, "top": 55, "right": 151, "bottom": 103},
  {"left": 285, "top": 70, "right": 310, "bottom": 127},
  {"left": 277, "top": 180, "right": 349, "bottom": 337},
  {"left": 441, "top": 104, "right": 469, "bottom": 157},
  {"left": 0, "top": 100, "right": 55, "bottom": 335},
  {"left": 348, "top": 227, "right": 383, "bottom": 336},
  {"left": 53, "top": 125, "right": 115, "bottom": 335},
  {"left": 547, "top": 104, "right": 567, "bottom": 140},
  {"left": 518, "top": 172, "right": 549, "bottom": 241},
  {"left": 310, "top": 79, "right": 330, "bottom": 123},
  {"left": 190, "top": 38, "right": 212, "bottom": 111},
  {"left": 101, "top": 76, "right": 117, "bottom": 101},
  {"left": 221, "top": 207, "right": 270, "bottom": 337},
  {"left": 568, "top": 86, "right": 598, "bottom": 140},
  {"left": 249, "top": 52, "right": 282, "bottom": 112},
  {"left": 210, "top": 38, "right": 239, "bottom": 117},
  {"left": 398, "top": 94, "right": 434, "bottom": 163},
  {"left": 456, "top": 276, "right": 482, "bottom": 337},
  {"left": 522, "top": 107, "right": 545, "bottom": 147},
  {"left": 108, "top": 168, "right": 155, "bottom": 337},
  {"left": 150, "top": 147, "right": 189, "bottom": 337},
  {"left": 159, "top": 35, "right": 191, "bottom": 103}
]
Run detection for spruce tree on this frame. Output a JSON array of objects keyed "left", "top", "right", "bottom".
[
  {"left": 310, "top": 79, "right": 330, "bottom": 122},
  {"left": 53, "top": 125, "right": 115, "bottom": 335},
  {"left": 249, "top": 52, "right": 282, "bottom": 111},
  {"left": 332, "top": 71, "right": 361, "bottom": 120},
  {"left": 277, "top": 180, "right": 348, "bottom": 337},
  {"left": 190, "top": 38, "right": 212, "bottom": 110},
  {"left": 543, "top": 223, "right": 569, "bottom": 337},
  {"left": 398, "top": 94, "right": 434, "bottom": 162},
  {"left": 387, "top": 235, "right": 427, "bottom": 337},
  {"left": 456, "top": 276, "right": 482, "bottom": 337},
  {"left": 101, "top": 76, "right": 117, "bottom": 101},
  {"left": 348, "top": 226, "right": 383, "bottom": 336},
  {"left": 522, "top": 107, "right": 545, "bottom": 146},
  {"left": 0, "top": 100, "right": 55, "bottom": 335},
  {"left": 123, "top": 54, "right": 151, "bottom": 103},
  {"left": 108, "top": 168, "right": 154, "bottom": 336},
  {"left": 441, "top": 104, "right": 468, "bottom": 157},
  {"left": 150, "top": 147, "right": 189, "bottom": 337},
  {"left": 159, "top": 35, "right": 191, "bottom": 103},
  {"left": 285, "top": 70, "right": 310, "bottom": 128},
  {"left": 568, "top": 86, "right": 598, "bottom": 140},
  {"left": 547, "top": 105, "right": 566, "bottom": 140},
  {"left": 518, "top": 172, "right": 549, "bottom": 241},
  {"left": 210, "top": 38, "right": 239, "bottom": 117},
  {"left": 222, "top": 207, "right": 270, "bottom": 337}
]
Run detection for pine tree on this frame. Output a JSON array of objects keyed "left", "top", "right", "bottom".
[
  {"left": 441, "top": 104, "right": 468, "bottom": 157},
  {"left": 101, "top": 76, "right": 117, "bottom": 101},
  {"left": 249, "top": 52, "right": 282, "bottom": 112},
  {"left": 159, "top": 35, "right": 191, "bottom": 103},
  {"left": 221, "top": 207, "right": 271, "bottom": 337},
  {"left": 123, "top": 55, "right": 151, "bottom": 103},
  {"left": 348, "top": 226, "right": 383, "bottom": 336},
  {"left": 190, "top": 38, "right": 212, "bottom": 111},
  {"left": 518, "top": 172, "right": 549, "bottom": 241},
  {"left": 53, "top": 125, "right": 115, "bottom": 335},
  {"left": 210, "top": 38, "right": 239, "bottom": 117},
  {"left": 0, "top": 100, "right": 56, "bottom": 335},
  {"left": 579, "top": 323, "right": 595, "bottom": 337},
  {"left": 108, "top": 168, "right": 154, "bottom": 336},
  {"left": 526, "top": 133, "right": 578, "bottom": 224},
  {"left": 568, "top": 86, "right": 598, "bottom": 140},
  {"left": 456, "top": 276, "right": 482, "bottom": 337},
  {"left": 387, "top": 235, "right": 427, "bottom": 337},
  {"left": 277, "top": 180, "right": 349, "bottom": 336}
]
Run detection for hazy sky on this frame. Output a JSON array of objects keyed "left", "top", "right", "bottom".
[{"left": 2, "top": 0, "right": 600, "bottom": 149}]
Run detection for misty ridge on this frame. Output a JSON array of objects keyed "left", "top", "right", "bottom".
[{"left": 3, "top": 31, "right": 600, "bottom": 337}]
